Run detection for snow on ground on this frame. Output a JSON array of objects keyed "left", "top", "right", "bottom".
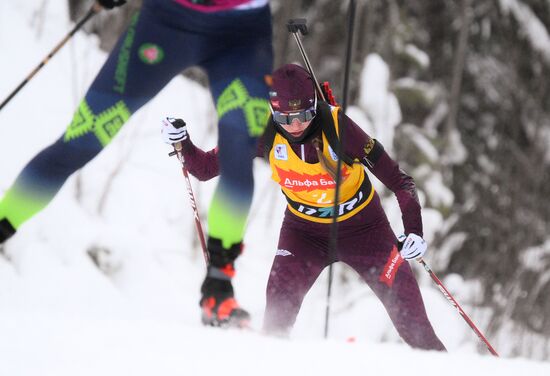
[{"left": 1, "top": 1, "right": 549, "bottom": 375}]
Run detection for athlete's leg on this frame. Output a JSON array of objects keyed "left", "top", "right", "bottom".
[
  {"left": 197, "top": 8, "right": 272, "bottom": 326},
  {"left": 340, "top": 223, "right": 446, "bottom": 351},
  {"left": 203, "top": 36, "right": 273, "bottom": 249},
  {"left": 0, "top": 5, "right": 196, "bottom": 240},
  {"left": 263, "top": 223, "right": 328, "bottom": 336}
]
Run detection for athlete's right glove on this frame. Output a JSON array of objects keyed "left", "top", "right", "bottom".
[
  {"left": 97, "top": 0, "right": 127, "bottom": 9},
  {"left": 161, "top": 117, "right": 188, "bottom": 144},
  {"left": 398, "top": 233, "right": 427, "bottom": 260}
]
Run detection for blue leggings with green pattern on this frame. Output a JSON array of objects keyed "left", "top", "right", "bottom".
[{"left": 0, "top": 0, "right": 272, "bottom": 248}]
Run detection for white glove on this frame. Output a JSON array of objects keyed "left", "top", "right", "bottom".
[
  {"left": 398, "top": 233, "right": 427, "bottom": 260},
  {"left": 161, "top": 117, "right": 188, "bottom": 144}
]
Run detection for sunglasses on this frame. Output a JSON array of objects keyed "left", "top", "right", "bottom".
[{"left": 270, "top": 94, "right": 317, "bottom": 125}]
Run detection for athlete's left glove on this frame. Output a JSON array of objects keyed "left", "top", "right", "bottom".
[
  {"left": 398, "top": 233, "right": 427, "bottom": 260},
  {"left": 97, "top": 0, "right": 127, "bottom": 10},
  {"left": 161, "top": 117, "right": 188, "bottom": 144}
]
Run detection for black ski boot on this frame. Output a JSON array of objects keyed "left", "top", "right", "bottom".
[
  {"left": 199, "top": 238, "right": 250, "bottom": 328},
  {"left": 0, "top": 218, "right": 16, "bottom": 257},
  {"left": 200, "top": 275, "right": 250, "bottom": 328}
]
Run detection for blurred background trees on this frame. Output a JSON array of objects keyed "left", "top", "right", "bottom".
[{"left": 68, "top": 0, "right": 550, "bottom": 359}]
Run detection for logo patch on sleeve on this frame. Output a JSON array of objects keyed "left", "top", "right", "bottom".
[
  {"left": 363, "top": 138, "right": 375, "bottom": 155},
  {"left": 379, "top": 245, "right": 404, "bottom": 287}
]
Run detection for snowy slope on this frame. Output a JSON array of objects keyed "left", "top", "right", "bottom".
[{"left": 1, "top": 1, "right": 549, "bottom": 375}]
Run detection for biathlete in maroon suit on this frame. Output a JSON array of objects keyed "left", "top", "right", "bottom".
[{"left": 162, "top": 64, "right": 446, "bottom": 351}]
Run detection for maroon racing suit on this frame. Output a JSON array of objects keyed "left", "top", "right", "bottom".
[{"left": 178, "top": 106, "right": 445, "bottom": 351}]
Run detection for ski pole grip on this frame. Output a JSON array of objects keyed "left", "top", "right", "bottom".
[
  {"left": 166, "top": 118, "right": 186, "bottom": 156},
  {"left": 287, "top": 19, "right": 308, "bottom": 35},
  {"left": 173, "top": 119, "right": 186, "bottom": 152},
  {"left": 172, "top": 118, "right": 186, "bottom": 129}
]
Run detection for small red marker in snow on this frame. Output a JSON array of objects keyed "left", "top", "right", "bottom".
[{"left": 346, "top": 336, "right": 356, "bottom": 343}]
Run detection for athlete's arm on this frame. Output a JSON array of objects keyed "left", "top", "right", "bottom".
[
  {"left": 343, "top": 115, "right": 423, "bottom": 236},
  {"left": 161, "top": 117, "right": 221, "bottom": 181},
  {"left": 179, "top": 138, "right": 220, "bottom": 181}
]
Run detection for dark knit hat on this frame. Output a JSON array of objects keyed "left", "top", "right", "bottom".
[{"left": 269, "top": 64, "right": 316, "bottom": 112}]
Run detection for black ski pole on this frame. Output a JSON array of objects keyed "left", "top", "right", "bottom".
[
  {"left": 287, "top": 1, "right": 358, "bottom": 339},
  {"left": 287, "top": 19, "right": 326, "bottom": 102},
  {"left": 324, "top": 0, "right": 357, "bottom": 339},
  {"left": 0, "top": 2, "right": 103, "bottom": 112},
  {"left": 167, "top": 122, "right": 210, "bottom": 266},
  {"left": 287, "top": 18, "right": 334, "bottom": 338}
]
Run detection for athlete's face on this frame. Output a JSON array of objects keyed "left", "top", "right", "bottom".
[
  {"left": 280, "top": 118, "right": 313, "bottom": 138},
  {"left": 271, "top": 101, "right": 317, "bottom": 139}
]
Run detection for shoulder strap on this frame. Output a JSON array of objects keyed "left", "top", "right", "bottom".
[{"left": 317, "top": 102, "right": 354, "bottom": 166}]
